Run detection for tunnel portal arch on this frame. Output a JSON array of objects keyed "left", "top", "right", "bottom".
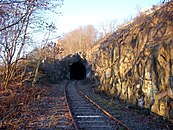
[{"left": 70, "top": 61, "right": 86, "bottom": 80}]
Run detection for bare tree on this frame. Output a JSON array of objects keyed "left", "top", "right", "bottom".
[
  {"left": 0, "top": 0, "right": 63, "bottom": 90},
  {"left": 59, "top": 25, "right": 97, "bottom": 57},
  {"left": 99, "top": 19, "right": 118, "bottom": 37}
]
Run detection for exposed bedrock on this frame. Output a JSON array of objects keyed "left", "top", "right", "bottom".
[{"left": 86, "top": 1, "right": 173, "bottom": 119}]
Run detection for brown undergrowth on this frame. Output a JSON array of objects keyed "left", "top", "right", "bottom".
[{"left": 0, "top": 84, "right": 46, "bottom": 129}]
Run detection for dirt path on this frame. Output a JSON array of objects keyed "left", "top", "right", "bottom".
[{"left": 25, "top": 83, "right": 73, "bottom": 129}]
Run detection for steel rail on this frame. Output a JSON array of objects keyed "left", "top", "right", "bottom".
[
  {"left": 64, "top": 80, "right": 79, "bottom": 130},
  {"left": 75, "top": 80, "right": 131, "bottom": 130}
]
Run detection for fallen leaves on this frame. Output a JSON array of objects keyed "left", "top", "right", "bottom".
[
  {"left": 0, "top": 83, "right": 73, "bottom": 129},
  {"left": 0, "top": 85, "right": 45, "bottom": 129}
]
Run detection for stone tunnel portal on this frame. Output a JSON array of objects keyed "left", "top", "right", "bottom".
[{"left": 70, "top": 62, "right": 86, "bottom": 80}]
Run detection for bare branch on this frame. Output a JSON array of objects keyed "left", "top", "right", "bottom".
[{"left": 0, "top": 14, "right": 26, "bottom": 32}]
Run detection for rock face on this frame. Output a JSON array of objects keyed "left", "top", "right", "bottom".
[
  {"left": 86, "top": 1, "right": 173, "bottom": 118},
  {"left": 41, "top": 53, "right": 89, "bottom": 82}
]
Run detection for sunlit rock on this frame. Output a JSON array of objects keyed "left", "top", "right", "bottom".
[{"left": 85, "top": 1, "right": 173, "bottom": 118}]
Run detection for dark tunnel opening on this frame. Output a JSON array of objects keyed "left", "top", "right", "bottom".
[{"left": 70, "top": 62, "right": 86, "bottom": 80}]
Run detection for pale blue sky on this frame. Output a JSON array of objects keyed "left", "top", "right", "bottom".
[{"left": 57, "top": 0, "right": 162, "bottom": 34}]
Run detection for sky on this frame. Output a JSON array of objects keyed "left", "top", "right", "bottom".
[{"left": 57, "top": 0, "right": 162, "bottom": 34}]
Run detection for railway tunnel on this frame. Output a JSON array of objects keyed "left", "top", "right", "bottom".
[{"left": 70, "top": 61, "right": 86, "bottom": 80}]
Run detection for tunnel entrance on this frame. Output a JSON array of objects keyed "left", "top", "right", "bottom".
[{"left": 70, "top": 62, "right": 86, "bottom": 80}]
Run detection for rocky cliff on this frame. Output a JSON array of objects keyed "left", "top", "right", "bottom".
[{"left": 86, "top": 1, "right": 173, "bottom": 119}]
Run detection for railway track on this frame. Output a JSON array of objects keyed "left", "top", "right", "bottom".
[{"left": 65, "top": 80, "right": 130, "bottom": 130}]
